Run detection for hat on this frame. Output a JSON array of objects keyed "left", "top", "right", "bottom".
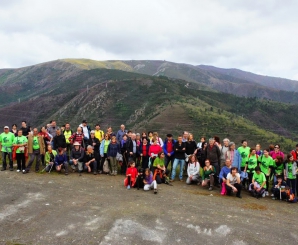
[
  {"left": 166, "top": 134, "right": 173, "bottom": 137},
  {"left": 82, "top": 120, "right": 87, "bottom": 123},
  {"left": 4, "top": 126, "right": 9, "bottom": 129},
  {"left": 73, "top": 142, "right": 80, "bottom": 146},
  {"left": 90, "top": 130, "right": 95, "bottom": 134}
]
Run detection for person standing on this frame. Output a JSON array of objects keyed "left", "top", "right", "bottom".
[
  {"left": 94, "top": 124, "right": 104, "bottom": 143},
  {"left": 163, "top": 134, "right": 175, "bottom": 172},
  {"left": 53, "top": 128, "right": 66, "bottom": 150},
  {"left": 63, "top": 123, "right": 73, "bottom": 161},
  {"left": 171, "top": 136, "right": 186, "bottom": 182},
  {"left": 220, "top": 138, "right": 230, "bottom": 168},
  {"left": 0, "top": 126, "right": 15, "bottom": 171},
  {"left": 13, "top": 129, "right": 28, "bottom": 172},
  {"left": 205, "top": 138, "right": 221, "bottom": 186},
  {"left": 20, "top": 121, "right": 31, "bottom": 137},
  {"left": 116, "top": 124, "right": 127, "bottom": 143},
  {"left": 24, "top": 128, "right": 45, "bottom": 173}
]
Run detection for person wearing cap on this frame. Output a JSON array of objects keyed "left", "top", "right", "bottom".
[
  {"left": 0, "top": 126, "right": 15, "bottom": 171},
  {"left": 163, "top": 134, "right": 176, "bottom": 172},
  {"left": 69, "top": 142, "right": 85, "bottom": 175},
  {"left": 24, "top": 128, "right": 45, "bottom": 173},
  {"left": 53, "top": 128, "right": 66, "bottom": 150},
  {"left": 87, "top": 130, "right": 100, "bottom": 172}
]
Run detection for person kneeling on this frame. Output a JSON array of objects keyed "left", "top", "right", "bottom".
[
  {"left": 85, "top": 145, "right": 97, "bottom": 175},
  {"left": 271, "top": 176, "right": 287, "bottom": 200},
  {"left": 124, "top": 161, "right": 138, "bottom": 189},
  {"left": 186, "top": 154, "right": 200, "bottom": 185},
  {"left": 54, "top": 147, "right": 69, "bottom": 175},
  {"left": 202, "top": 159, "right": 216, "bottom": 191},
  {"left": 143, "top": 168, "right": 157, "bottom": 194},
  {"left": 249, "top": 166, "right": 266, "bottom": 198},
  {"left": 45, "top": 145, "right": 57, "bottom": 172},
  {"left": 226, "top": 167, "right": 242, "bottom": 198}
]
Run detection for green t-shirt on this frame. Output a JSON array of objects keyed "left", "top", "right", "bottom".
[
  {"left": 202, "top": 166, "right": 216, "bottom": 180},
  {"left": 153, "top": 157, "right": 165, "bottom": 168},
  {"left": 238, "top": 146, "right": 250, "bottom": 167},
  {"left": 259, "top": 155, "right": 274, "bottom": 175},
  {"left": 13, "top": 136, "right": 28, "bottom": 154},
  {"left": 104, "top": 140, "right": 110, "bottom": 154},
  {"left": 273, "top": 162, "right": 284, "bottom": 175},
  {"left": 32, "top": 136, "right": 40, "bottom": 150},
  {"left": 0, "top": 132, "right": 15, "bottom": 152},
  {"left": 253, "top": 172, "right": 266, "bottom": 188},
  {"left": 286, "top": 162, "right": 296, "bottom": 179},
  {"left": 246, "top": 154, "right": 258, "bottom": 173}
]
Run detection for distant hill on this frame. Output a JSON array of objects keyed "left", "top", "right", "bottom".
[{"left": 0, "top": 60, "right": 298, "bottom": 152}]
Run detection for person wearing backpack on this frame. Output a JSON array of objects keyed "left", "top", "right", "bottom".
[
  {"left": 63, "top": 123, "right": 72, "bottom": 161},
  {"left": 284, "top": 153, "right": 297, "bottom": 196}
]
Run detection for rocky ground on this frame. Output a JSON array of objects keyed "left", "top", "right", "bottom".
[{"left": 0, "top": 169, "right": 297, "bottom": 245}]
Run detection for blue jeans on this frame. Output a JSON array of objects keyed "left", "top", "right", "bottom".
[
  {"left": 2, "top": 151, "right": 13, "bottom": 169},
  {"left": 171, "top": 158, "right": 185, "bottom": 180}
]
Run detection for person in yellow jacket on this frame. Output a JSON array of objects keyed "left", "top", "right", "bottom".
[
  {"left": 24, "top": 128, "right": 45, "bottom": 173},
  {"left": 94, "top": 124, "right": 104, "bottom": 143}
]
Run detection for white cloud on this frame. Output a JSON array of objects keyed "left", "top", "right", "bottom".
[{"left": 0, "top": 0, "right": 298, "bottom": 79}]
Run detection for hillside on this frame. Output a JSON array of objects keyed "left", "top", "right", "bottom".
[
  {"left": 62, "top": 59, "right": 298, "bottom": 103},
  {"left": 0, "top": 63, "right": 298, "bottom": 152}
]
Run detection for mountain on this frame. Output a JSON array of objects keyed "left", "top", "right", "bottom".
[
  {"left": 59, "top": 59, "right": 298, "bottom": 103},
  {"left": 0, "top": 59, "right": 298, "bottom": 152},
  {"left": 198, "top": 65, "right": 298, "bottom": 92}
]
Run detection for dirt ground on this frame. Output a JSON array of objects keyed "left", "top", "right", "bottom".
[{"left": 0, "top": 168, "right": 297, "bottom": 245}]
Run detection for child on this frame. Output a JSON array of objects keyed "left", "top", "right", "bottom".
[
  {"left": 186, "top": 154, "right": 200, "bottom": 185},
  {"left": 143, "top": 168, "right": 157, "bottom": 194},
  {"left": 202, "top": 159, "right": 216, "bottom": 191},
  {"left": 271, "top": 176, "right": 287, "bottom": 200},
  {"left": 124, "top": 161, "right": 138, "bottom": 189}
]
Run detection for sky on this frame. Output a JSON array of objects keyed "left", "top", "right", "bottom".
[{"left": 1, "top": 0, "right": 298, "bottom": 79}]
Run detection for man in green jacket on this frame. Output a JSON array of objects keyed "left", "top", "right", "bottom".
[{"left": 0, "top": 126, "right": 15, "bottom": 171}]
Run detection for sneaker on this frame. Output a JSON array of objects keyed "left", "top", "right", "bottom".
[
  {"left": 22, "top": 170, "right": 26, "bottom": 173},
  {"left": 262, "top": 192, "right": 266, "bottom": 198},
  {"left": 114, "top": 171, "right": 117, "bottom": 176},
  {"left": 16, "top": 169, "right": 21, "bottom": 172},
  {"left": 272, "top": 197, "right": 276, "bottom": 200},
  {"left": 93, "top": 171, "right": 97, "bottom": 175},
  {"left": 127, "top": 185, "right": 131, "bottom": 190},
  {"left": 209, "top": 187, "right": 213, "bottom": 191},
  {"left": 271, "top": 194, "right": 274, "bottom": 197},
  {"left": 265, "top": 191, "right": 269, "bottom": 196},
  {"left": 154, "top": 189, "right": 157, "bottom": 194},
  {"left": 71, "top": 165, "right": 76, "bottom": 170},
  {"left": 180, "top": 179, "right": 183, "bottom": 182}
]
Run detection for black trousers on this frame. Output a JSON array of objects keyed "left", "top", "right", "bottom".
[
  {"left": 226, "top": 183, "right": 242, "bottom": 197},
  {"left": 16, "top": 153, "right": 26, "bottom": 170}
]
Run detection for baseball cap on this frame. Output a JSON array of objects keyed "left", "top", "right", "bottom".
[{"left": 4, "top": 126, "right": 9, "bottom": 129}]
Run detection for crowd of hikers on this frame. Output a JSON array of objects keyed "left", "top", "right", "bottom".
[{"left": 0, "top": 120, "right": 297, "bottom": 201}]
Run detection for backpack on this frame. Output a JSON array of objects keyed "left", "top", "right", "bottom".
[{"left": 103, "top": 159, "right": 110, "bottom": 174}]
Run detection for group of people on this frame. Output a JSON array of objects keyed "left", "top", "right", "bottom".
[{"left": 0, "top": 120, "right": 297, "bottom": 199}]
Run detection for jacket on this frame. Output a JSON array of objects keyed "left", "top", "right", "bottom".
[
  {"left": 54, "top": 154, "right": 67, "bottom": 166},
  {"left": 27, "top": 134, "right": 45, "bottom": 154},
  {"left": 107, "top": 142, "right": 120, "bottom": 157},
  {"left": 53, "top": 134, "right": 66, "bottom": 149},
  {"left": 100, "top": 139, "right": 110, "bottom": 155},
  {"left": 163, "top": 139, "right": 176, "bottom": 156},
  {"left": 205, "top": 144, "right": 221, "bottom": 165},
  {"left": 87, "top": 137, "right": 100, "bottom": 153},
  {"left": 45, "top": 150, "right": 57, "bottom": 165},
  {"left": 187, "top": 162, "right": 200, "bottom": 177},
  {"left": 70, "top": 147, "right": 85, "bottom": 161},
  {"left": 174, "top": 142, "right": 186, "bottom": 159},
  {"left": 226, "top": 150, "right": 242, "bottom": 172},
  {"left": 138, "top": 143, "right": 150, "bottom": 157}
]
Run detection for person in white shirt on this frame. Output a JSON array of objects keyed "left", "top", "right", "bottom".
[
  {"left": 186, "top": 154, "right": 200, "bottom": 184},
  {"left": 226, "top": 167, "right": 242, "bottom": 198}
]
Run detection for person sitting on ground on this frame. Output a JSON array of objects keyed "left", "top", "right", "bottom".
[
  {"left": 186, "top": 154, "right": 200, "bottom": 185},
  {"left": 250, "top": 166, "right": 266, "bottom": 198},
  {"left": 271, "top": 176, "right": 287, "bottom": 200},
  {"left": 124, "top": 161, "right": 138, "bottom": 189},
  {"left": 143, "top": 168, "right": 157, "bottom": 194},
  {"left": 202, "top": 159, "right": 216, "bottom": 191},
  {"left": 219, "top": 159, "right": 232, "bottom": 195},
  {"left": 45, "top": 145, "right": 57, "bottom": 172},
  {"left": 69, "top": 141, "right": 85, "bottom": 175},
  {"left": 85, "top": 145, "right": 97, "bottom": 175},
  {"left": 54, "top": 147, "right": 69, "bottom": 175},
  {"left": 152, "top": 151, "right": 170, "bottom": 184},
  {"left": 225, "top": 167, "right": 242, "bottom": 198}
]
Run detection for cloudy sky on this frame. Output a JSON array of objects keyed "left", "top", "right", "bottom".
[{"left": 1, "top": 0, "right": 298, "bottom": 79}]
